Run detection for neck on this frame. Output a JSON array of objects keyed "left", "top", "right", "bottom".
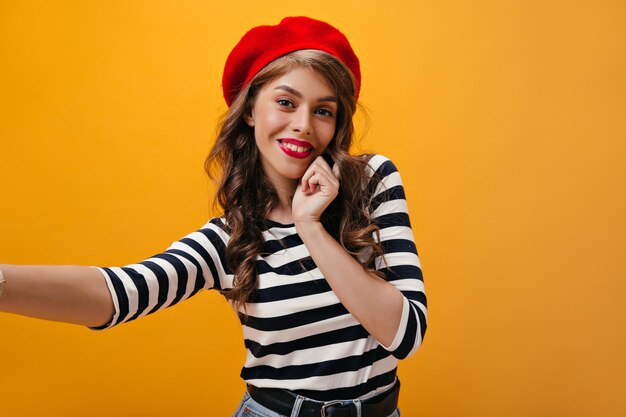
[{"left": 269, "top": 178, "right": 298, "bottom": 224}]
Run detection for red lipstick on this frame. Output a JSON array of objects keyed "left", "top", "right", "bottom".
[{"left": 277, "top": 138, "right": 314, "bottom": 159}]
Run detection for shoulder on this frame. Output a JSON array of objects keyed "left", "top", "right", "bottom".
[
  {"left": 358, "top": 154, "right": 408, "bottom": 209},
  {"left": 195, "top": 216, "right": 231, "bottom": 239},
  {"left": 359, "top": 154, "right": 402, "bottom": 181}
]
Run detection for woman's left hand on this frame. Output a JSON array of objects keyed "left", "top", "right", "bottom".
[{"left": 292, "top": 156, "right": 340, "bottom": 224}]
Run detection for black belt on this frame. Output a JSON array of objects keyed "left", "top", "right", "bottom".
[{"left": 247, "top": 379, "right": 400, "bottom": 417}]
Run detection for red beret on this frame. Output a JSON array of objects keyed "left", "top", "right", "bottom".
[{"left": 222, "top": 16, "right": 361, "bottom": 106}]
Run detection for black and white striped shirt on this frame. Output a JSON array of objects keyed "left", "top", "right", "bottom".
[{"left": 92, "top": 154, "right": 427, "bottom": 401}]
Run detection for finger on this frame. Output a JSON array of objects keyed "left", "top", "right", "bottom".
[
  {"left": 301, "top": 156, "right": 338, "bottom": 193},
  {"left": 319, "top": 159, "right": 339, "bottom": 183},
  {"left": 314, "top": 157, "right": 340, "bottom": 189},
  {"left": 300, "top": 166, "right": 316, "bottom": 193},
  {"left": 306, "top": 171, "right": 338, "bottom": 195},
  {"left": 305, "top": 172, "right": 320, "bottom": 193},
  {"left": 301, "top": 159, "right": 328, "bottom": 192},
  {"left": 313, "top": 156, "right": 335, "bottom": 177}
]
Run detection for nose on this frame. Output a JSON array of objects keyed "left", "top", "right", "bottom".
[{"left": 291, "top": 108, "right": 312, "bottom": 136}]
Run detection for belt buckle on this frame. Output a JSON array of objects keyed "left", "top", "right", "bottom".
[{"left": 321, "top": 400, "right": 347, "bottom": 417}]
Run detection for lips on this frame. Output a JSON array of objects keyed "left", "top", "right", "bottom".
[{"left": 277, "top": 138, "right": 314, "bottom": 159}]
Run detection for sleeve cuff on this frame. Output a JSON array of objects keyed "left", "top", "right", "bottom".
[
  {"left": 87, "top": 266, "right": 120, "bottom": 330},
  {"left": 380, "top": 297, "right": 410, "bottom": 352}
]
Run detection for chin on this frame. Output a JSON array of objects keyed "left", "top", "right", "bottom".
[
  {"left": 280, "top": 160, "right": 312, "bottom": 179},
  {"left": 281, "top": 169, "right": 307, "bottom": 180}
]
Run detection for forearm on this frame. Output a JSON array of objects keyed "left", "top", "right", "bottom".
[
  {"left": 294, "top": 221, "right": 404, "bottom": 347},
  {"left": 0, "top": 264, "right": 114, "bottom": 327}
]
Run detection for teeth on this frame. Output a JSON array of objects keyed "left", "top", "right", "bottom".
[{"left": 283, "top": 142, "right": 310, "bottom": 153}]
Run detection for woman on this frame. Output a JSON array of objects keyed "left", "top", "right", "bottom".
[{"left": 0, "top": 16, "right": 426, "bottom": 417}]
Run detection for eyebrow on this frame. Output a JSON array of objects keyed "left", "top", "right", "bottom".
[{"left": 274, "top": 85, "right": 338, "bottom": 103}]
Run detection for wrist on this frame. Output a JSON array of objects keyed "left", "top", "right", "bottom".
[{"left": 294, "top": 219, "right": 325, "bottom": 235}]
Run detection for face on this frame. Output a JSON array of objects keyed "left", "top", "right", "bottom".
[{"left": 245, "top": 67, "right": 338, "bottom": 187}]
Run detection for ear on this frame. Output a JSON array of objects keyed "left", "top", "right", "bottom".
[{"left": 244, "top": 106, "right": 255, "bottom": 127}]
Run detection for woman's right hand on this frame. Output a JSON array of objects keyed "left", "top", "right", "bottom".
[{"left": 291, "top": 155, "right": 340, "bottom": 225}]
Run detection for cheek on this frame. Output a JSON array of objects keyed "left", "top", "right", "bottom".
[
  {"left": 322, "top": 122, "right": 338, "bottom": 145},
  {"left": 255, "top": 108, "right": 286, "bottom": 132}
]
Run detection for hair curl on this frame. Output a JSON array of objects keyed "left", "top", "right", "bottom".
[{"left": 205, "top": 50, "right": 384, "bottom": 312}]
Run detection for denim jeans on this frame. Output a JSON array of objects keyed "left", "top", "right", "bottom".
[{"left": 232, "top": 392, "right": 401, "bottom": 417}]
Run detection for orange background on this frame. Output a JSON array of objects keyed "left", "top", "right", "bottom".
[{"left": 1, "top": 1, "right": 625, "bottom": 416}]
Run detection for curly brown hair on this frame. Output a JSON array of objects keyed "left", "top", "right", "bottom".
[{"left": 205, "top": 50, "right": 384, "bottom": 312}]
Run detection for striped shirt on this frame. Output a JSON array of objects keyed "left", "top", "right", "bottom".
[{"left": 92, "top": 154, "right": 427, "bottom": 401}]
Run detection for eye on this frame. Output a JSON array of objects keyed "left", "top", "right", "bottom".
[
  {"left": 315, "top": 108, "right": 335, "bottom": 117},
  {"left": 277, "top": 98, "right": 295, "bottom": 108}
]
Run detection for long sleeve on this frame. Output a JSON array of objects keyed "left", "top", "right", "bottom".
[
  {"left": 367, "top": 154, "right": 428, "bottom": 359},
  {"left": 90, "top": 217, "right": 231, "bottom": 330}
]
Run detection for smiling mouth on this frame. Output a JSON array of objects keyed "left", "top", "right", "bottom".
[
  {"left": 279, "top": 141, "right": 313, "bottom": 153},
  {"left": 277, "top": 139, "right": 314, "bottom": 159}
]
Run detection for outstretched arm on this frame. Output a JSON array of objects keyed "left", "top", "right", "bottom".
[
  {"left": 1, "top": 219, "right": 228, "bottom": 330},
  {"left": 0, "top": 264, "right": 114, "bottom": 327}
]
